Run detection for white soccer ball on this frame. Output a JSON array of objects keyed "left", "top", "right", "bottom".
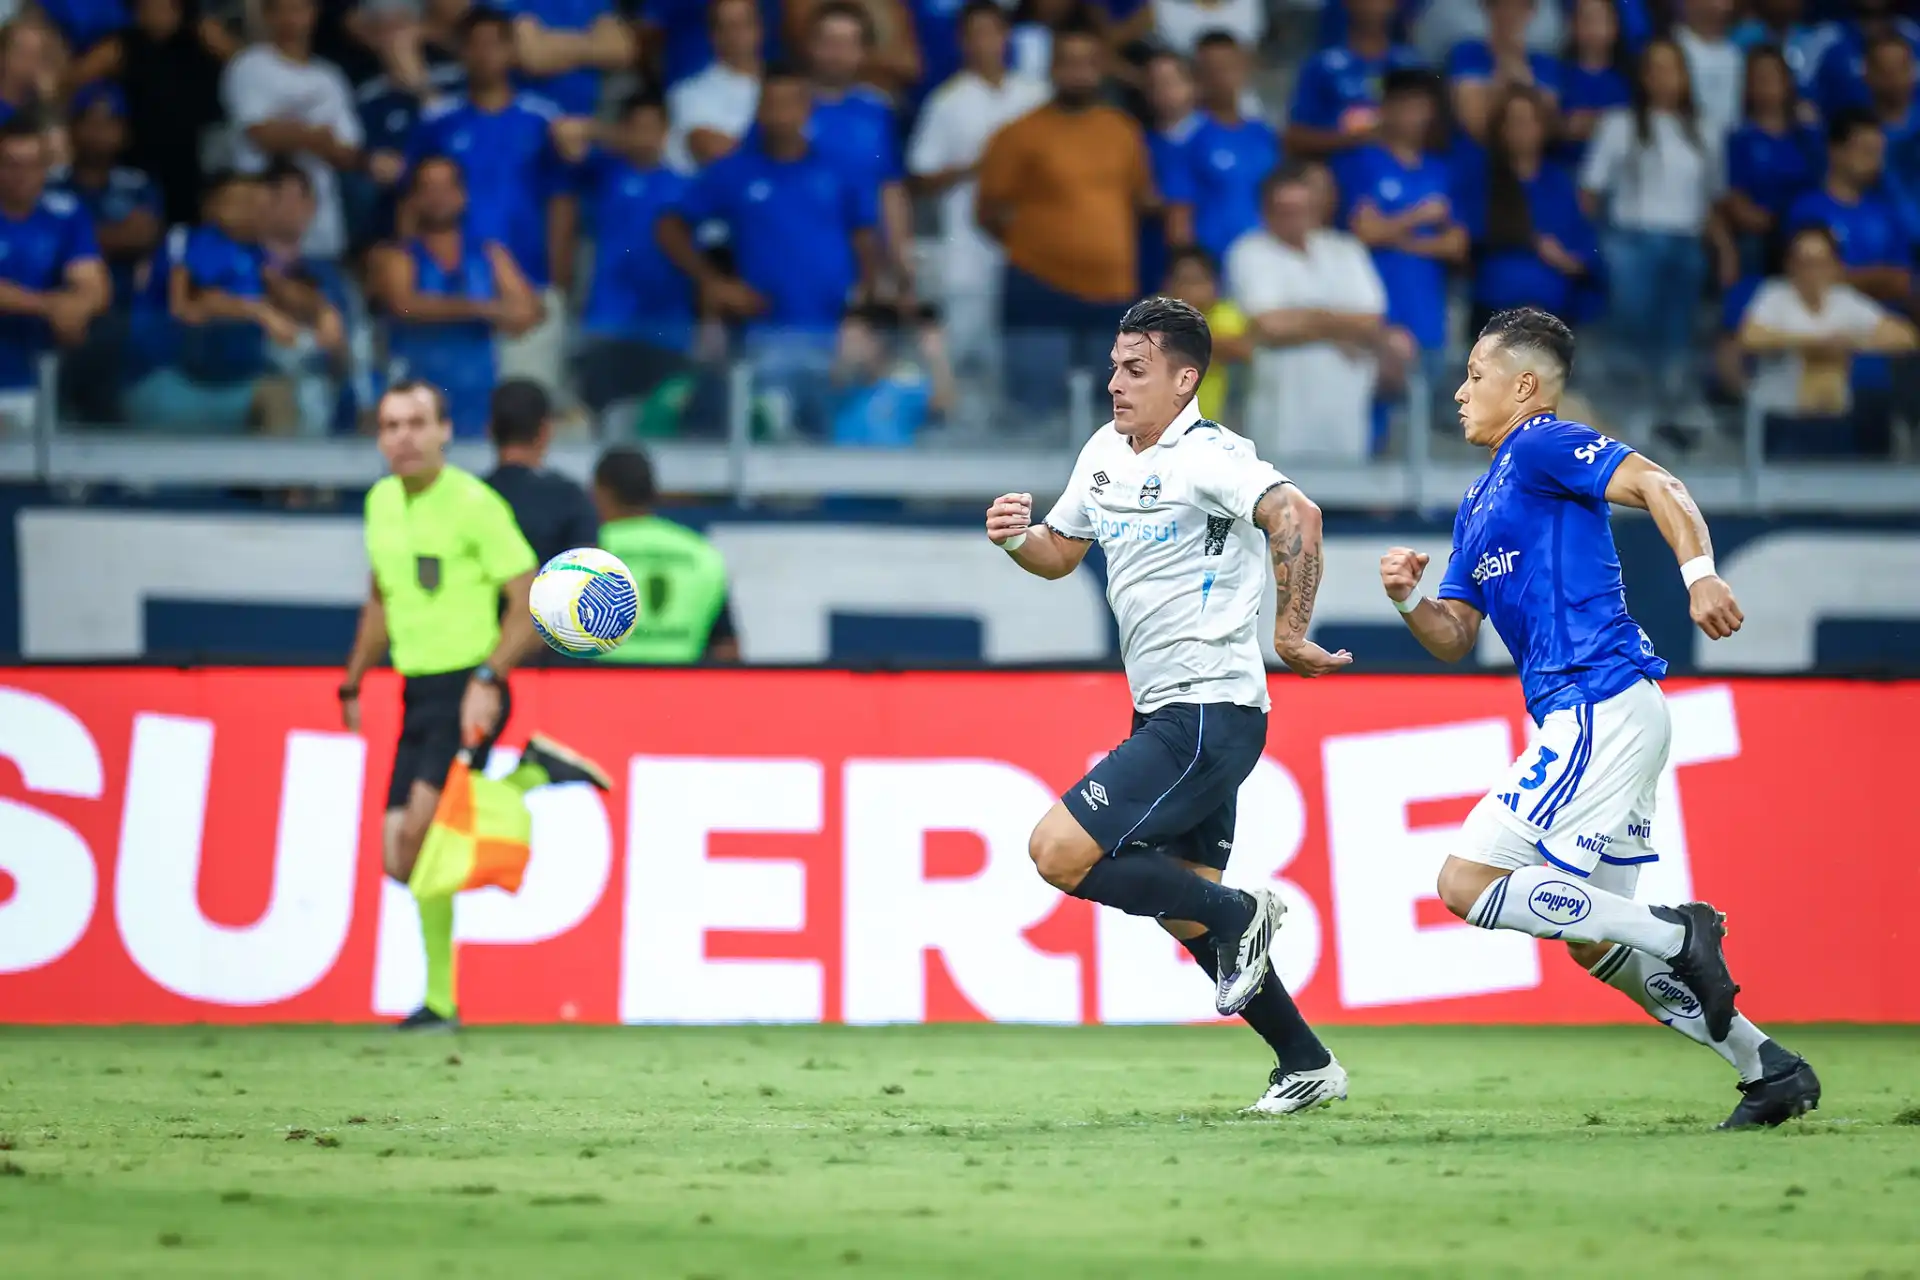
[{"left": 530, "top": 547, "right": 640, "bottom": 657}]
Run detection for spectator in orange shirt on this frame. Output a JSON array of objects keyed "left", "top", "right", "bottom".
[{"left": 977, "top": 18, "right": 1158, "bottom": 417}]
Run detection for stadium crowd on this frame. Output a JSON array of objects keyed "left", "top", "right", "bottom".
[{"left": 0, "top": 0, "right": 1915, "bottom": 459}]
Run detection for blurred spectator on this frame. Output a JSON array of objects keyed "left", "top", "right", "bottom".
[
  {"left": 1286, "top": 0, "right": 1424, "bottom": 163},
  {"left": 1139, "top": 49, "right": 1196, "bottom": 302},
  {"left": 977, "top": 22, "right": 1154, "bottom": 414},
  {"left": 786, "top": 0, "right": 920, "bottom": 97},
  {"left": 1413, "top": 0, "right": 1581, "bottom": 66},
  {"left": 1006, "top": 0, "right": 1101, "bottom": 82},
  {"left": 0, "top": 14, "right": 58, "bottom": 128},
  {"left": 1580, "top": 39, "right": 1729, "bottom": 410},
  {"left": 353, "top": 0, "right": 471, "bottom": 97},
  {"left": 906, "top": 0, "right": 1048, "bottom": 380},
  {"left": 1227, "top": 160, "right": 1386, "bottom": 463},
  {"left": 1807, "top": 0, "right": 1920, "bottom": 121},
  {"left": 1723, "top": 45, "right": 1826, "bottom": 277},
  {"left": 402, "top": 7, "right": 572, "bottom": 391},
  {"left": 1455, "top": 86, "right": 1599, "bottom": 332},
  {"left": 1172, "top": 33, "right": 1277, "bottom": 264},
  {"left": 1788, "top": 110, "right": 1913, "bottom": 309},
  {"left": 643, "top": 0, "right": 779, "bottom": 88},
  {"left": 829, "top": 301, "right": 956, "bottom": 445},
  {"left": 36, "top": 0, "right": 128, "bottom": 56},
  {"left": 1346, "top": 69, "right": 1463, "bottom": 390},
  {"left": 665, "top": 0, "right": 762, "bottom": 170},
  {"left": 591, "top": 444, "right": 741, "bottom": 664},
  {"left": 497, "top": 0, "right": 635, "bottom": 116},
  {"left": 370, "top": 154, "right": 544, "bottom": 436},
  {"left": 54, "top": 84, "right": 161, "bottom": 304},
  {"left": 1730, "top": 0, "right": 1824, "bottom": 96},
  {"left": 0, "top": 118, "right": 106, "bottom": 431},
  {"left": 1448, "top": 0, "right": 1562, "bottom": 145},
  {"left": 805, "top": 1, "right": 913, "bottom": 301},
  {"left": 1673, "top": 0, "right": 1742, "bottom": 143},
  {"left": 1556, "top": 0, "right": 1631, "bottom": 164},
  {"left": 125, "top": 171, "right": 310, "bottom": 431},
  {"left": 484, "top": 377, "right": 600, "bottom": 565},
  {"left": 1739, "top": 224, "right": 1917, "bottom": 456},
  {"left": 1864, "top": 32, "right": 1920, "bottom": 239},
  {"left": 1160, "top": 245, "right": 1250, "bottom": 424},
  {"left": 658, "top": 62, "right": 880, "bottom": 435},
  {"left": 68, "top": 0, "right": 235, "bottom": 227},
  {"left": 259, "top": 159, "right": 349, "bottom": 431},
  {"left": 557, "top": 92, "right": 697, "bottom": 411},
  {"left": 907, "top": 0, "right": 969, "bottom": 102},
  {"left": 223, "top": 0, "right": 363, "bottom": 261},
  {"left": 1149, "top": 0, "right": 1263, "bottom": 57}
]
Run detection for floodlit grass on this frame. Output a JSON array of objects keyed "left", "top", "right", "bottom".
[{"left": 1, "top": 1024, "right": 1916, "bottom": 1277}]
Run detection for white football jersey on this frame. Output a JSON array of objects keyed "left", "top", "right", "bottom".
[{"left": 1043, "top": 399, "right": 1289, "bottom": 713}]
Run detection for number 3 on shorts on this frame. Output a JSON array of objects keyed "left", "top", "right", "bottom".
[{"left": 1518, "top": 745, "right": 1560, "bottom": 791}]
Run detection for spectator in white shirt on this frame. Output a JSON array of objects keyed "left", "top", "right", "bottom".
[
  {"left": 665, "top": 0, "right": 763, "bottom": 171},
  {"left": 1580, "top": 38, "right": 1734, "bottom": 407},
  {"left": 1738, "top": 224, "right": 1917, "bottom": 457},
  {"left": 1227, "top": 160, "right": 1387, "bottom": 463},
  {"left": 222, "top": 0, "right": 364, "bottom": 260},
  {"left": 1150, "top": 0, "right": 1264, "bottom": 58},
  {"left": 905, "top": 0, "right": 1049, "bottom": 382},
  {"left": 1673, "top": 0, "right": 1743, "bottom": 143}
]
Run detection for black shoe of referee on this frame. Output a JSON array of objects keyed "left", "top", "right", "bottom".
[
  {"left": 521, "top": 735, "right": 613, "bottom": 791},
  {"left": 395, "top": 1005, "right": 459, "bottom": 1033}
]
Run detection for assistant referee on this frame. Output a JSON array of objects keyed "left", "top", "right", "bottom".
[{"left": 341, "top": 379, "right": 608, "bottom": 1030}]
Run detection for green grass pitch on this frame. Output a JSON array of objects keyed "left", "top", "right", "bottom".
[{"left": 2, "top": 1025, "right": 1917, "bottom": 1278}]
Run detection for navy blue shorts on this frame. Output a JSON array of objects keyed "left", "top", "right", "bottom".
[{"left": 1063, "top": 702, "right": 1269, "bottom": 870}]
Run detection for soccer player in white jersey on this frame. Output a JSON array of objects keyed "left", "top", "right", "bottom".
[
  {"left": 1380, "top": 307, "right": 1820, "bottom": 1129},
  {"left": 985, "top": 296, "right": 1354, "bottom": 1115}
]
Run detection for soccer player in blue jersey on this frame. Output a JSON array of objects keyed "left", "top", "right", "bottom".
[{"left": 1380, "top": 307, "right": 1821, "bottom": 1130}]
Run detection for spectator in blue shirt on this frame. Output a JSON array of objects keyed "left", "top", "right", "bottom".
[
  {"left": 0, "top": 17, "right": 56, "bottom": 129},
  {"left": 1723, "top": 45, "right": 1827, "bottom": 276},
  {"left": 805, "top": 1, "right": 914, "bottom": 303},
  {"left": 497, "top": 0, "right": 635, "bottom": 117},
  {"left": 1449, "top": 0, "right": 1562, "bottom": 144},
  {"left": 35, "top": 0, "right": 128, "bottom": 56},
  {"left": 1348, "top": 69, "right": 1466, "bottom": 378},
  {"left": 642, "top": 0, "right": 781, "bottom": 86},
  {"left": 553, "top": 93, "right": 699, "bottom": 412},
  {"left": 1788, "top": 109, "right": 1913, "bottom": 316},
  {"left": 1140, "top": 49, "right": 1198, "bottom": 294},
  {"left": 1731, "top": 0, "right": 1826, "bottom": 96},
  {"left": 56, "top": 85, "right": 161, "bottom": 306},
  {"left": 1864, "top": 32, "right": 1920, "bottom": 241},
  {"left": 657, "top": 62, "right": 881, "bottom": 435},
  {"left": 371, "top": 154, "right": 544, "bottom": 437},
  {"left": 1556, "top": 0, "right": 1631, "bottom": 164},
  {"left": 1177, "top": 32, "right": 1279, "bottom": 263},
  {"left": 258, "top": 159, "right": 351, "bottom": 432},
  {"left": 1807, "top": 0, "right": 1920, "bottom": 119},
  {"left": 402, "top": 8, "right": 574, "bottom": 299},
  {"left": 1454, "top": 85, "right": 1600, "bottom": 330},
  {"left": 1286, "top": 0, "right": 1426, "bottom": 163},
  {"left": 1314, "top": 0, "right": 1417, "bottom": 52},
  {"left": 0, "top": 120, "right": 108, "bottom": 430},
  {"left": 908, "top": 0, "right": 969, "bottom": 103}
]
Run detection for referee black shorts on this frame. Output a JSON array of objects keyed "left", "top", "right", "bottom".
[
  {"left": 1061, "top": 702, "right": 1268, "bottom": 871},
  {"left": 385, "top": 668, "right": 513, "bottom": 812}
]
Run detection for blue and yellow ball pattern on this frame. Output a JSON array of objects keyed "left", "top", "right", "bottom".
[{"left": 530, "top": 548, "right": 640, "bottom": 657}]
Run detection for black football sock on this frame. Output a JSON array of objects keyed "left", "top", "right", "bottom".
[
  {"left": 1180, "top": 932, "right": 1332, "bottom": 1073},
  {"left": 1069, "top": 851, "right": 1256, "bottom": 936}
]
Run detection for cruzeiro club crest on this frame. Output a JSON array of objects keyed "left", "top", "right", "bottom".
[{"left": 1139, "top": 474, "right": 1162, "bottom": 509}]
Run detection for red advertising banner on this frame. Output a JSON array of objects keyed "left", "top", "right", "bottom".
[{"left": 0, "top": 669, "right": 1912, "bottom": 1026}]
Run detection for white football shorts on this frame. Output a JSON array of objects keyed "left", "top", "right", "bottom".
[{"left": 1458, "top": 678, "right": 1669, "bottom": 896}]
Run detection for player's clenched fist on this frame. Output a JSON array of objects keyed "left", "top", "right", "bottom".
[
  {"left": 985, "top": 492, "right": 1033, "bottom": 547},
  {"left": 1688, "top": 576, "right": 1744, "bottom": 641},
  {"left": 1379, "top": 546, "right": 1430, "bottom": 602}
]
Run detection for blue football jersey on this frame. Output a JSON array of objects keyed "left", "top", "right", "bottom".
[{"left": 1438, "top": 413, "right": 1667, "bottom": 722}]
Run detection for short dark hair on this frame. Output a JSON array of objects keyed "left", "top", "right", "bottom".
[
  {"left": 408, "top": 153, "right": 466, "bottom": 191},
  {"left": 1477, "top": 306, "right": 1575, "bottom": 380},
  {"left": 621, "top": 89, "right": 668, "bottom": 119},
  {"left": 261, "top": 158, "right": 312, "bottom": 194},
  {"left": 0, "top": 117, "right": 45, "bottom": 150},
  {"left": 763, "top": 56, "right": 808, "bottom": 85},
  {"left": 1866, "top": 31, "right": 1914, "bottom": 62},
  {"left": 201, "top": 168, "right": 258, "bottom": 199},
  {"left": 1165, "top": 245, "right": 1219, "bottom": 280},
  {"left": 811, "top": 0, "right": 875, "bottom": 43},
  {"left": 1382, "top": 66, "right": 1441, "bottom": 100},
  {"left": 708, "top": 0, "right": 756, "bottom": 30},
  {"left": 1260, "top": 157, "right": 1316, "bottom": 200},
  {"left": 383, "top": 378, "right": 451, "bottom": 423},
  {"left": 1828, "top": 106, "right": 1880, "bottom": 149},
  {"left": 594, "top": 446, "right": 658, "bottom": 510},
  {"left": 460, "top": 5, "right": 514, "bottom": 40},
  {"left": 1193, "top": 29, "right": 1242, "bottom": 54},
  {"left": 489, "top": 378, "right": 551, "bottom": 446},
  {"left": 1051, "top": 14, "right": 1102, "bottom": 44},
  {"left": 958, "top": 0, "right": 1008, "bottom": 28},
  {"left": 1118, "top": 295, "right": 1213, "bottom": 383}
]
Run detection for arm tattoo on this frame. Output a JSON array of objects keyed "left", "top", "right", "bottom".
[{"left": 1257, "top": 485, "right": 1322, "bottom": 641}]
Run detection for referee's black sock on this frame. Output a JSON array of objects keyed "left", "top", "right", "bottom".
[
  {"left": 1069, "top": 851, "right": 1255, "bottom": 937},
  {"left": 1180, "top": 932, "right": 1332, "bottom": 1074}
]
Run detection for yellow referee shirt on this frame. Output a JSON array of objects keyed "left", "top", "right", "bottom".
[{"left": 364, "top": 466, "right": 537, "bottom": 677}]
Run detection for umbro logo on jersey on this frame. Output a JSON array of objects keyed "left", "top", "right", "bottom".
[
  {"left": 1081, "top": 781, "right": 1109, "bottom": 809},
  {"left": 1091, "top": 471, "right": 1109, "bottom": 494}
]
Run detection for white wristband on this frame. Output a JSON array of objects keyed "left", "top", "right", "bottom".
[
  {"left": 1392, "top": 593, "right": 1423, "bottom": 615},
  {"left": 1679, "top": 555, "right": 1717, "bottom": 588},
  {"left": 998, "top": 531, "right": 1027, "bottom": 552}
]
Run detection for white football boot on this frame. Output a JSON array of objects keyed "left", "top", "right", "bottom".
[{"left": 1244, "top": 1058, "right": 1349, "bottom": 1115}]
